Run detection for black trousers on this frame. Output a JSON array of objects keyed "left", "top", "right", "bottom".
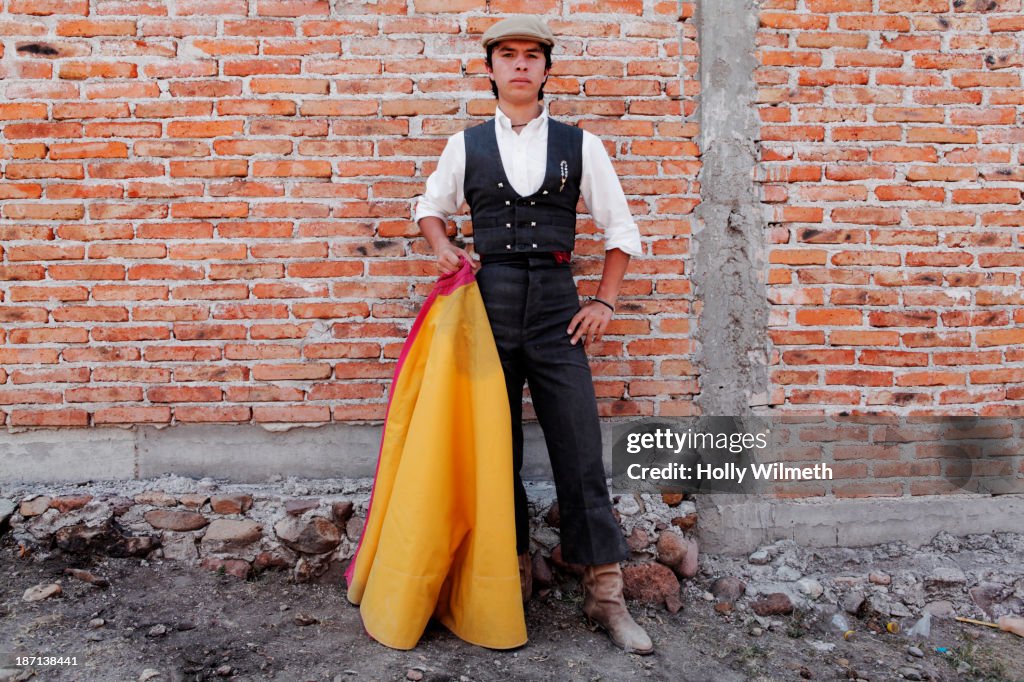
[{"left": 475, "top": 255, "right": 630, "bottom": 566}]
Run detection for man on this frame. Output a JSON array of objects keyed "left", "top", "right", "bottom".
[{"left": 414, "top": 16, "right": 651, "bottom": 655}]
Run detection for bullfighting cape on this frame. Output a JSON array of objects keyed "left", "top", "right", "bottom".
[{"left": 344, "top": 258, "right": 526, "bottom": 650}]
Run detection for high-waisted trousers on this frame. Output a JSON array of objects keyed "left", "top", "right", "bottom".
[{"left": 475, "top": 255, "right": 630, "bottom": 566}]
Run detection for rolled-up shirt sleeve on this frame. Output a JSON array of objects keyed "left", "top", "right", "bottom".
[
  {"left": 414, "top": 131, "right": 466, "bottom": 224},
  {"left": 580, "top": 131, "right": 643, "bottom": 257}
]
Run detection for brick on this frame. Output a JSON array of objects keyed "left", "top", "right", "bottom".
[
  {"left": 93, "top": 407, "right": 171, "bottom": 424},
  {"left": 10, "top": 409, "right": 89, "bottom": 427},
  {"left": 795, "top": 309, "right": 862, "bottom": 326},
  {"left": 253, "top": 405, "right": 330, "bottom": 422},
  {"left": 869, "top": 311, "right": 937, "bottom": 327},
  {"left": 148, "top": 386, "right": 222, "bottom": 403}
]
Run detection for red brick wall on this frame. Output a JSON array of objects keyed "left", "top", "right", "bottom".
[
  {"left": 759, "top": 0, "right": 1024, "bottom": 415},
  {"left": 0, "top": 2, "right": 694, "bottom": 427}
]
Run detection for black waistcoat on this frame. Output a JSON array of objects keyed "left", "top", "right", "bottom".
[{"left": 463, "top": 117, "right": 583, "bottom": 256}]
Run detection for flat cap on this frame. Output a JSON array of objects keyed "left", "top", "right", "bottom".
[{"left": 481, "top": 16, "right": 555, "bottom": 49}]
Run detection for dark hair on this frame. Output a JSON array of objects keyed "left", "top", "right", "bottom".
[{"left": 485, "top": 42, "right": 553, "bottom": 101}]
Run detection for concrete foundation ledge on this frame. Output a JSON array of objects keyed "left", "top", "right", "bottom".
[
  {"left": 0, "top": 423, "right": 575, "bottom": 483},
  {"left": 697, "top": 493, "right": 1024, "bottom": 554}
]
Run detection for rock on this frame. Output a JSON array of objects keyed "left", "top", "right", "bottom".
[
  {"left": 616, "top": 495, "right": 642, "bottom": 516},
  {"left": 134, "top": 490, "right": 177, "bottom": 507},
  {"left": 63, "top": 568, "right": 109, "bottom": 588},
  {"left": 545, "top": 501, "right": 560, "bottom": 528},
  {"left": 869, "top": 571, "right": 891, "bottom": 585},
  {"left": 531, "top": 552, "right": 553, "bottom": 588},
  {"left": 139, "top": 669, "right": 163, "bottom": 681},
  {"left": 843, "top": 592, "right": 865, "bottom": 616},
  {"left": 0, "top": 498, "right": 15, "bottom": 535},
  {"left": 106, "top": 533, "right": 159, "bottom": 559},
  {"left": 178, "top": 493, "right": 209, "bottom": 509},
  {"left": 23, "top": 582, "right": 62, "bottom": 602},
  {"left": 661, "top": 492, "right": 684, "bottom": 506},
  {"left": 254, "top": 550, "right": 292, "bottom": 571},
  {"left": 160, "top": 535, "right": 199, "bottom": 562},
  {"left": 626, "top": 527, "right": 650, "bottom": 552},
  {"left": 666, "top": 592, "right": 683, "bottom": 614},
  {"left": 215, "top": 664, "right": 233, "bottom": 676},
  {"left": 656, "top": 531, "right": 686, "bottom": 567},
  {"left": 312, "top": 558, "right": 348, "bottom": 586},
  {"left": 656, "top": 533, "right": 699, "bottom": 578},
  {"left": 670, "top": 513, "right": 698, "bottom": 531},
  {"left": 345, "top": 516, "right": 363, "bottom": 540},
  {"left": 751, "top": 592, "right": 793, "bottom": 616},
  {"left": 897, "top": 666, "right": 924, "bottom": 681},
  {"left": 51, "top": 495, "right": 94, "bottom": 514},
  {"left": 714, "top": 601, "right": 732, "bottom": 614},
  {"left": 19, "top": 495, "right": 52, "bottom": 517},
  {"left": 777, "top": 565, "right": 801, "bottom": 582},
  {"left": 406, "top": 670, "right": 423, "bottom": 681},
  {"left": 88, "top": 618, "right": 105, "bottom": 628},
  {"left": 923, "top": 600, "right": 955, "bottom": 619},
  {"left": 549, "top": 545, "right": 584, "bottom": 576},
  {"left": 109, "top": 496, "right": 135, "bottom": 516},
  {"left": 710, "top": 576, "right": 746, "bottom": 604},
  {"left": 749, "top": 549, "right": 770, "bottom": 565},
  {"left": 201, "top": 519, "right": 262, "bottom": 553},
  {"left": 969, "top": 583, "right": 1009, "bottom": 618},
  {"left": 54, "top": 522, "right": 115, "bottom": 554},
  {"left": 331, "top": 500, "right": 354, "bottom": 525},
  {"left": 147, "top": 624, "right": 168, "bottom": 637},
  {"left": 293, "top": 614, "right": 319, "bottom": 626},
  {"left": 925, "top": 567, "right": 966, "bottom": 589},
  {"left": 210, "top": 493, "right": 252, "bottom": 515},
  {"left": 285, "top": 498, "right": 319, "bottom": 516},
  {"left": 797, "top": 578, "right": 823, "bottom": 599},
  {"left": 199, "top": 557, "right": 251, "bottom": 579},
  {"left": 908, "top": 646, "right": 924, "bottom": 658},
  {"left": 532, "top": 526, "right": 560, "bottom": 550},
  {"left": 622, "top": 562, "right": 680, "bottom": 607},
  {"left": 679, "top": 536, "right": 699, "bottom": 578},
  {"left": 274, "top": 516, "right": 341, "bottom": 554},
  {"left": 144, "top": 509, "right": 208, "bottom": 531}
]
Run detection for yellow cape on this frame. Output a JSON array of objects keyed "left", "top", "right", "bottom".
[{"left": 345, "top": 259, "right": 527, "bottom": 650}]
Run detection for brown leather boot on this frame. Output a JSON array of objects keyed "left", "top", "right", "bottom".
[
  {"left": 582, "top": 563, "right": 654, "bottom": 654},
  {"left": 518, "top": 552, "right": 532, "bottom": 603}
]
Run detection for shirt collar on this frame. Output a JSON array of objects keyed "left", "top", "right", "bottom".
[{"left": 495, "top": 105, "right": 548, "bottom": 134}]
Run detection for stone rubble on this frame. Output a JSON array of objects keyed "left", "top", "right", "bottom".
[{"left": 2, "top": 474, "right": 1023, "bottom": 668}]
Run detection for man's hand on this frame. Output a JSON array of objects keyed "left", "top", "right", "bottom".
[
  {"left": 434, "top": 241, "right": 480, "bottom": 275},
  {"left": 567, "top": 300, "right": 613, "bottom": 347}
]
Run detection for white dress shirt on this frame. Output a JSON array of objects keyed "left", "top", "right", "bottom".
[{"left": 414, "top": 106, "right": 643, "bottom": 257}]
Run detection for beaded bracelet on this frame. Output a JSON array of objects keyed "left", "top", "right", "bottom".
[{"left": 589, "top": 296, "right": 615, "bottom": 313}]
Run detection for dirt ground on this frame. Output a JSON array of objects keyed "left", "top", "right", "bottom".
[{"left": 2, "top": 536, "right": 1022, "bottom": 682}]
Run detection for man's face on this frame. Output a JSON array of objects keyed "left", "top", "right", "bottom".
[{"left": 486, "top": 39, "right": 550, "bottom": 103}]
